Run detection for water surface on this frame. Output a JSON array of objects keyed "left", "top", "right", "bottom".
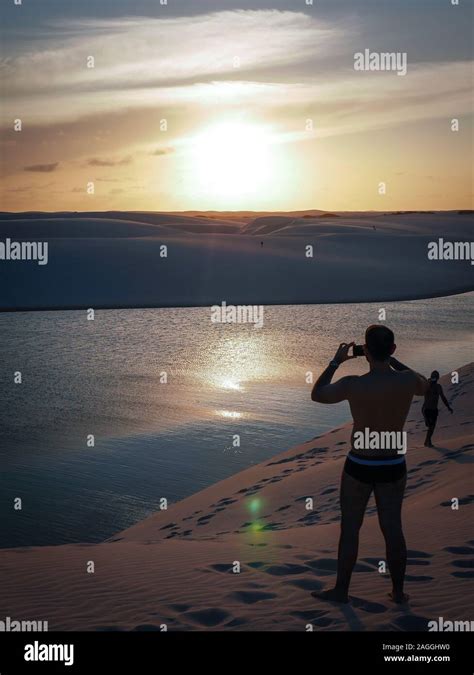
[{"left": 1, "top": 293, "right": 472, "bottom": 547}]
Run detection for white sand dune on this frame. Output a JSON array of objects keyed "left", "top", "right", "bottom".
[
  {"left": 0, "top": 366, "right": 472, "bottom": 631},
  {"left": 1, "top": 211, "right": 473, "bottom": 310}
]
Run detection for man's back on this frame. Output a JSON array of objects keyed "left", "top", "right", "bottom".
[
  {"left": 424, "top": 382, "right": 441, "bottom": 409},
  {"left": 347, "top": 369, "right": 423, "bottom": 449}
]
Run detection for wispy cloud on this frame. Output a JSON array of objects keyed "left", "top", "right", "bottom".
[
  {"left": 87, "top": 156, "right": 132, "bottom": 167},
  {"left": 1, "top": 10, "right": 340, "bottom": 124},
  {"left": 150, "top": 147, "right": 174, "bottom": 156},
  {"left": 24, "top": 162, "right": 59, "bottom": 173}
]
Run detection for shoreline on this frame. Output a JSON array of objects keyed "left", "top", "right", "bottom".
[{"left": 1, "top": 284, "right": 473, "bottom": 314}]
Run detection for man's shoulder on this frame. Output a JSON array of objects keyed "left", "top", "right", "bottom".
[{"left": 339, "top": 374, "right": 360, "bottom": 385}]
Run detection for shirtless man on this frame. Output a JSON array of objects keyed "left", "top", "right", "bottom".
[
  {"left": 310, "top": 325, "right": 428, "bottom": 604},
  {"left": 422, "top": 370, "right": 453, "bottom": 447}
]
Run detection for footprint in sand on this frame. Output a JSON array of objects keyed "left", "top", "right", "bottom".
[
  {"left": 183, "top": 608, "right": 230, "bottom": 627},
  {"left": 451, "top": 558, "right": 474, "bottom": 568},
  {"left": 247, "top": 561, "right": 268, "bottom": 569},
  {"left": 440, "top": 494, "right": 474, "bottom": 507},
  {"left": 391, "top": 615, "right": 430, "bottom": 631},
  {"left": 197, "top": 513, "right": 216, "bottom": 525},
  {"left": 451, "top": 571, "right": 474, "bottom": 579},
  {"left": 306, "top": 558, "right": 373, "bottom": 573},
  {"left": 264, "top": 563, "right": 308, "bottom": 576},
  {"left": 285, "top": 577, "right": 324, "bottom": 592},
  {"left": 297, "top": 513, "right": 320, "bottom": 525},
  {"left": 210, "top": 563, "right": 233, "bottom": 573},
  {"left": 450, "top": 559, "right": 474, "bottom": 578},
  {"left": 247, "top": 542, "right": 268, "bottom": 547},
  {"left": 241, "top": 521, "right": 282, "bottom": 531},
  {"left": 350, "top": 596, "right": 387, "bottom": 614},
  {"left": 443, "top": 546, "right": 474, "bottom": 555},
  {"left": 244, "top": 581, "right": 266, "bottom": 588},
  {"left": 225, "top": 617, "right": 248, "bottom": 627},
  {"left": 407, "top": 549, "right": 433, "bottom": 558},
  {"left": 228, "top": 590, "right": 277, "bottom": 604},
  {"left": 321, "top": 486, "right": 337, "bottom": 495}
]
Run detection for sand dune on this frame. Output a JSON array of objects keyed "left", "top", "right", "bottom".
[
  {"left": 0, "top": 365, "right": 471, "bottom": 631},
  {"left": 1, "top": 211, "right": 473, "bottom": 310}
]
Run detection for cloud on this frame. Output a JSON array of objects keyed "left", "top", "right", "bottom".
[
  {"left": 150, "top": 147, "right": 174, "bottom": 156},
  {"left": 87, "top": 156, "right": 132, "bottom": 166},
  {"left": 24, "top": 162, "right": 59, "bottom": 172},
  {"left": 7, "top": 186, "right": 31, "bottom": 192},
  {"left": 1, "top": 11, "right": 340, "bottom": 124}
]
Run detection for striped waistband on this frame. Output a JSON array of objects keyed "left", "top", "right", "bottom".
[{"left": 347, "top": 452, "right": 406, "bottom": 466}]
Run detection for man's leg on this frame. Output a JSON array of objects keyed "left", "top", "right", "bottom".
[
  {"left": 374, "top": 475, "right": 408, "bottom": 603},
  {"left": 313, "top": 470, "right": 372, "bottom": 603},
  {"left": 424, "top": 409, "right": 438, "bottom": 447},
  {"left": 424, "top": 423, "right": 435, "bottom": 447}
]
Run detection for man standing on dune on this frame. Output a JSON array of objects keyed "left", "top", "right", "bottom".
[
  {"left": 310, "top": 325, "right": 428, "bottom": 604},
  {"left": 422, "top": 370, "right": 453, "bottom": 447}
]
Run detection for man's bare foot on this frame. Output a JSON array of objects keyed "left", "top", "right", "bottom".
[
  {"left": 311, "top": 588, "right": 349, "bottom": 604},
  {"left": 388, "top": 591, "right": 409, "bottom": 604}
]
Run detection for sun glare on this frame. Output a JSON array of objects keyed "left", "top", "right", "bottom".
[
  {"left": 219, "top": 378, "right": 242, "bottom": 391},
  {"left": 191, "top": 121, "right": 275, "bottom": 200}
]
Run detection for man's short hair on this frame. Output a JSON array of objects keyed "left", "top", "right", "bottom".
[
  {"left": 431, "top": 370, "right": 440, "bottom": 380},
  {"left": 365, "top": 324, "right": 395, "bottom": 362}
]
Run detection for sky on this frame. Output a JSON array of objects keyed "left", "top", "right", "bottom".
[{"left": 0, "top": 0, "right": 472, "bottom": 212}]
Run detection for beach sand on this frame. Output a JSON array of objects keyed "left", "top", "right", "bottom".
[{"left": 0, "top": 365, "right": 472, "bottom": 631}]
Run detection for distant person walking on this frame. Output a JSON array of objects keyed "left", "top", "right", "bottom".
[
  {"left": 310, "top": 325, "right": 428, "bottom": 604},
  {"left": 422, "top": 370, "right": 453, "bottom": 447}
]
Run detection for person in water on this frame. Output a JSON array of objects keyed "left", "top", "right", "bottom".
[
  {"left": 422, "top": 370, "right": 453, "bottom": 447},
  {"left": 310, "top": 325, "right": 428, "bottom": 604}
]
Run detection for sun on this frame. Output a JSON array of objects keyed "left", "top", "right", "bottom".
[{"left": 191, "top": 121, "right": 275, "bottom": 200}]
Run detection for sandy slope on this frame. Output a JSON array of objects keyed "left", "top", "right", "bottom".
[
  {"left": 0, "top": 366, "right": 472, "bottom": 631},
  {"left": 0, "top": 211, "right": 473, "bottom": 310}
]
